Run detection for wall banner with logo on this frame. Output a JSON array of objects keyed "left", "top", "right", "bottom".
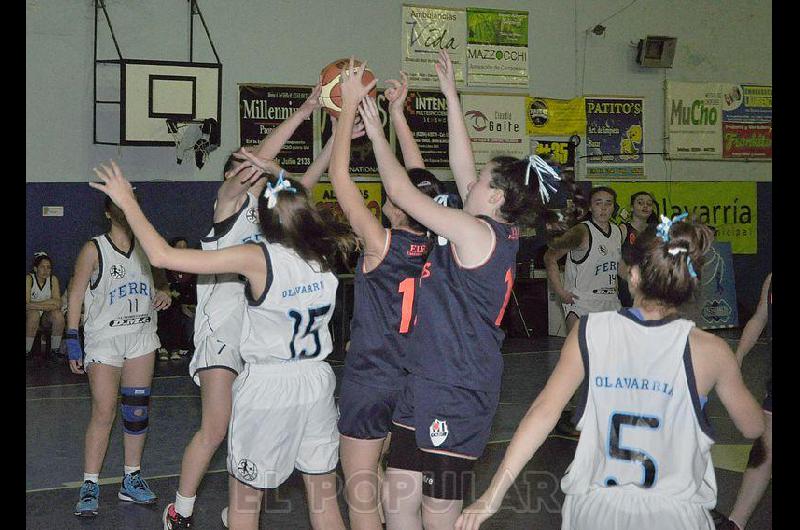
[
  {"left": 679, "top": 241, "right": 739, "bottom": 329},
  {"left": 665, "top": 82, "right": 772, "bottom": 160},
  {"left": 601, "top": 181, "right": 757, "bottom": 254},
  {"left": 461, "top": 94, "right": 527, "bottom": 167},
  {"left": 239, "top": 85, "right": 314, "bottom": 174},
  {"left": 526, "top": 97, "right": 586, "bottom": 137},
  {"left": 402, "top": 5, "right": 467, "bottom": 88},
  {"left": 398, "top": 90, "right": 450, "bottom": 168},
  {"left": 531, "top": 138, "right": 575, "bottom": 173},
  {"left": 465, "top": 8, "right": 529, "bottom": 87},
  {"left": 311, "top": 182, "right": 383, "bottom": 225},
  {"left": 585, "top": 97, "right": 645, "bottom": 179}
]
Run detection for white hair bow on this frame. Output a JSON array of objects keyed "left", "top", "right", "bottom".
[
  {"left": 263, "top": 171, "right": 297, "bottom": 209},
  {"left": 525, "top": 155, "right": 561, "bottom": 204}
]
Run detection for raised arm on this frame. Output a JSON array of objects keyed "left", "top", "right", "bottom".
[
  {"left": 386, "top": 71, "right": 425, "bottom": 169},
  {"left": 455, "top": 325, "right": 585, "bottom": 530},
  {"left": 89, "top": 162, "right": 264, "bottom": 284},
  {"left": 330, "top": 59, "right": 387, "bottom": 267},
  {"left": 299, "top": 117, "right": 365, "bottom": 191},
  {"left": 736, "top": 273, "right": 771, "bottom": 366},
  {"left": 435, "top": 50, "right": 476, "bottom": 200},
  {"left": 360, "top": 95, "right": 493, "bottom": 267}
]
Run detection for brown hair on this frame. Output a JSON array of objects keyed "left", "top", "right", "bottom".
[
  {"left": 257, "top": 176, "right": 357, "bottom": 272},
  {"left": 405, "top": 167, "right": 446, "bottom": 233},
  {"left": 623, "top": 219, "right": 714, "bottom": 307}
]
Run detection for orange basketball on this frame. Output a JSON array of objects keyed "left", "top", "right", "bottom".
[{"left": 319, "top": 58, "right": 377, "bottom": 118}]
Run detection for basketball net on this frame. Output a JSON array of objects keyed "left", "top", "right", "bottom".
[{"left": 166, "top": 118, "right": 220, "bottom": 169}]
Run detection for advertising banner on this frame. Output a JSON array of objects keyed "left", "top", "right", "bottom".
[
  {"left": 601, "top": 181, "right": 757, "bottom": 254},
  {"left": 466, "top": 8, "right": 529, "bottom": 87},
  {"left": 526, "top": 97, "right": 586, "bottom": 137},
  {"left": 585, "top": 97, "right": 645, "bottom": 179},
  {"left": 397, "top": 90, "right": 450, "bottom": 168},
  {"left": 665, "top": 82, "right": 724, "bottom": 159},
  {"left": 239, "top": 85, "right": 314, "bottom": 174},
  {"left": 401, "top": 5, "right": 466, "bottom": 88},
  {"left": 311, "top": 182, "right": 383, "bottom": 224},
  {"left": 722, "top": 84, "right": 772, "bottom": 159},
  {"left": 461, "top": 94, "right": 527, "bottom": 167},
  {"left": 679, "top": 241, "right": 739, "bottom": 329}
]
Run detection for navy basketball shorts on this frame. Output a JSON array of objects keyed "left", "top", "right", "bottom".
[
  {"left": 338, "top": 376, "right": 402, "bottom": 440},
  {"left": 392, "top": 373, "right": 500, "bottom": 458},
  {"left": 762, "top": 377, "right": 772, "bottom": 413}
]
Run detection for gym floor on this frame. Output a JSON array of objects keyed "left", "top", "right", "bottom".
[{"left": 26, "top": 331, "right": 771, "bottom": 529}]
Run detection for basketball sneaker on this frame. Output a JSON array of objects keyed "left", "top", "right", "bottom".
[
  {"left": 118, "top": 471, "right": 157, "bottom": 504},
  {"left": 73, "top": 480, "right": 99, "bottom": 517},
  {"left": 163, "top": 502, "right": 194, "bottom": 529},
  {"left": 221, "top": 506, "right": 228, "bottom": 528}
]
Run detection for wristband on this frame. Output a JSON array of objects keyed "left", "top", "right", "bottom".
[{"left": 65, "top": 328, "right": 83, "bottom": 361}]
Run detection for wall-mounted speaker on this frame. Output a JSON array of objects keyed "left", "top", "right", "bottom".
[{"left": 636, "top": 36, "right": 677, "bottom": 68}]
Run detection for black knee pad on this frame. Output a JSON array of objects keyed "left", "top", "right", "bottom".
[
  {"left": 747, "top": 436, "right": 767, "bottom": 468},
  {"left": 386, "top": 424, "right": 422, "bottom": 472},
  {"left": 421, "top": 451, "right": 475, "bottom": 501}
]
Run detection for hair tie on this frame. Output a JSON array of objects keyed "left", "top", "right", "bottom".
[
  {"left": 263, "top": 170, "right": 297, "bottom": 209},
  {"left": 525, "top": 155, "right": 561, "bottom": 204},
  {"left": 656, "top": 211, "right": 690, "bottom": 242},
  {"left": 667, "top": 246, "right": 697, "bottom": 278},
  {"left": 33, "top": 251, "right": 48, "bottom": 258}
]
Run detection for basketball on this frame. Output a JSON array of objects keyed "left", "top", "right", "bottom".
[{"left": 319, "top": 58, "right": 377, "bottom": 118}]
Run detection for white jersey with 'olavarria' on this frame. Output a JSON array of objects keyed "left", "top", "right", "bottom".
[{"left": 560, "top": 310, "right": 716, "bottom": 529}]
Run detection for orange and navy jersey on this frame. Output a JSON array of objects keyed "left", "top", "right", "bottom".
[
  {"left": 344, "top": 229, "right": 431, "bottom": 390},
  {"left": 404, "top": 216, "right": 519, "bottom": 392}
]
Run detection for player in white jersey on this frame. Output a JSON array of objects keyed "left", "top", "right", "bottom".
[
  {"left": 66, "top": 196, "right": 172, "bottom": 517},
  {"left": 92, "top": 158, "right": 357, "bottom": 530},
  {"left": 545, "top": 186, "right": 626, "bottom": 334},
  {"left": 25, "top": 251, "right": 65, "bottom": 358},
  {"left": 456, "top": 215, "right": 765, "bottom": 530},
  {"left": 163, "top": 84, "right": 363, "bottom": 530}
]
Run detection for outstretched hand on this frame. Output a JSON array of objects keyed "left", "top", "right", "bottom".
[
  {"left": 385, "top": 71, "right": 409, "bottom": 114},
  {"left": 434, "top": 49, "right": 457, "bottom": 98},
  {"left": 339, "top": 56, "right": 378, "bottom": 111},
  {"left": 358, "top": 96, "right": 384, "bottom": 141},
  {"left": 301, "top": 78, "right": 324, "bottom": 114},
  {"left": 226, "top": 148, "right": 282, "bottom": 185},
  {"left": 89, "top": 160, "right": 136, "bottom": 209}
]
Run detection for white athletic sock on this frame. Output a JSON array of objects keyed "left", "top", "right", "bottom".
[
  {"left": 84, "top": 473, "right": 99, "bottom": 484},
  {"left": 175, "top": 491, "right": 196, "bottom": 518},
  {"left": 26, "top": 337, "right": 34, "bottom": 353},
  {"left": 124, "top": 465, "right": 140, "bottom": 476},
  {"left": 51, "top": 335, "right": 62, "bottom": 350}
]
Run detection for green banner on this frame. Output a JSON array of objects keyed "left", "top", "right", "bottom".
[{"left": 599, "top": 181, "right": 757, "bottom": 254}]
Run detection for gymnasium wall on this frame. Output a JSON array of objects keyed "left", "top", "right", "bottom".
[{"left": 26, "top": 0, "right": 772, "bottom": 313}]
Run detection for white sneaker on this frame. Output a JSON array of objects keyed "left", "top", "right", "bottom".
[{"left": 221, "top": 506, "right": 228, "bottom": 528}]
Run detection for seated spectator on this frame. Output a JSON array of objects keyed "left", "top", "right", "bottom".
[
  {"left": 156, "top": 237, "right": 197, "bottom": 360},
  {"left": 26, "top": 252, "right": 65, "bottom": 360}
]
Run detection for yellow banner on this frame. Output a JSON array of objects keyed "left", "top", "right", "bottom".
[
  {"left": 526, "top": 97, "right": 586, "bottom": 136},
  {"left": 599, "top": 181, "right": 757, "bottom": 254},
  {"left": 312, "top": 182, "right": 383, "bottom": 224}
]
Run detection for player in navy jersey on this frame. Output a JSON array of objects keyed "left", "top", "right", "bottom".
[
  {"left": 333, "top": 63, "right": 449, "bottom": 530},
  {"left": 618, "top": 191, "right": 657, "bottom": 307},
  {"left": 162, "top": 83, "right": 353, "bottom": 530},
  {"left": 456, "top": 216, "right": 765, "bottom": 530},
  {"left": 345, "top": 53, "right": 569, "bottom": 529},
  {"left": 717, "top": 273, "right": 772, "bottom": 530},
  {"left": 91, "top": 160, "right": 357, "bottom": 530}
]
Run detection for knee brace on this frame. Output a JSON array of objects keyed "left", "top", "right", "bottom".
[
  {"left": 420, "top": 451, "right": 475, "bottom": 501},
  {"left": 386, "top": 423, "right": 422, "bottom": 472},
  {"left": 120, "top": 387, "right": 151, "bottom": 435}
]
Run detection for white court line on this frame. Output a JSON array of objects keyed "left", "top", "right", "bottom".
[
  {"left": 28, "top": 468, "right": 230, "bottom": 493},
  {"left": 26, "top": 375, "right": 188, "bottom": 390},
  {"left": 26, "top": 395, "right": 200, "bottom": 402}
]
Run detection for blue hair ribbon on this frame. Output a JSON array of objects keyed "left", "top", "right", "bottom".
[{"left": 263, "top": 170, "right": 297, "bottom": 209}]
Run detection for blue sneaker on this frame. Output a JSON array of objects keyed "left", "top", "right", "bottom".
[
  {"left": 73, "top": 480, "right": 99, "bottom": 517},
  {"left": 118, "top": 471, "right": 157, "bottom": 504}
]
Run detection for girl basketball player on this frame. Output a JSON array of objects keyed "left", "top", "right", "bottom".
[
  {"left": 161, "top": 83, "right": 356, "bottom": 529},
  {"left": 92, "top": 159, "right": 356, "bottom": 530},
  {"left": 332, "top": 63, "right": 448, "bottom": 530},
  {"left": 348, "top": 52, "right": 565, "bottom": 529},
  {"left": 455, "top": 216, "right": 765, "bottom": 530},
  {"left": 67, "top": 196, "right": 172, "bottom": 517},
  {"left": 26, "top": 252, "right": 65, "bottom": 359},
  {"left": 619, "top": 191, "right": 658, "bottom": 307}
]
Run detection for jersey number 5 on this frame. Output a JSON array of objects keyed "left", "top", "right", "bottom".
[
  {"left": 288, "top": 305, "right": 331, "bottom": 359},
  {"left": 606, "top": 412, "right": 660, "bottom": 488}
]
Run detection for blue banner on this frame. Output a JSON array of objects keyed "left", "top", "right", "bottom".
[{"left": 680, "top": 241, "right": 739, "bottom": 329}]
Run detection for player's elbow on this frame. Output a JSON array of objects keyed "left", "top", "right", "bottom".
[{"left": 737, "top": 408, "right": 766, "bottom": 439}]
